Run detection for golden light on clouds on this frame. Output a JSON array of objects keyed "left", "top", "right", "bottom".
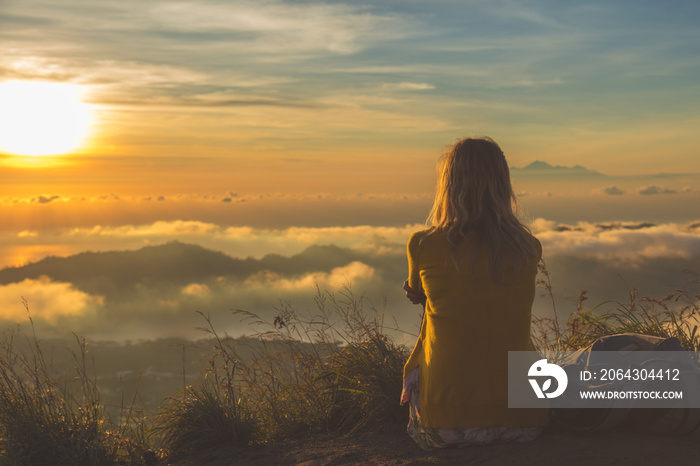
[
  {"left": 243, "top": 261, "right": 376, "bottom": 291},
  {"left": 0, "top": 81, "right": 94, "bottom": 156},
  {"left": 0, "top": 276, "right": 103, "bottom": 324}
]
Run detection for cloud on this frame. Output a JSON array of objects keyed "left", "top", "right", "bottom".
[
  {"left": 595, "top": 186, "right": 624, "bottom": 195},
  {"left": 0, "top": 276, "right": 103, "bottom": 324},
  {"left": 0, "top": 52, "right": 205, "bottom": 93},
  {"left": 382, "top": 82, "right": 435, "bottom": 91},
  {"left": 148, "top": 1, "right": 409, "bottom": 56},
  {"left": 2, "top": 0, "right": 412, "bottom": 79},
  {"left": 521, "top": 219, "right": 700, "bottom": 322},
  {"left": 187, "top": 90, "right": 329, "bottom": 109},
  {"left": 81, "top": 220, "right": 223, "bottom": 238},
  {"left": 181, "top": 283, "right": 210, "bottom": 299},
  {"left": 638, "top": 185, "right": 677, "bottom": 195},
  {"left": 534, "top": 220, "right": 700, "bottom": 265},
  {"left": 34, "top": 195, "right": 60, "bottom": 204},
  {"left": 74, "top": 221, "right": 420, "bottom": 246},
  {"left": 243, "top": 261, "right": 375, "bottom": 291},
  {"left": 529, "top": 218, "right": 558, "bottom": 234}
]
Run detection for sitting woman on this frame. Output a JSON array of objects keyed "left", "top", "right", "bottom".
[{"left": 401, "top": 136, "right": 548, "bottom": 449}]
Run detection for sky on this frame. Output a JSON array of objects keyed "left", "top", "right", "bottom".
[
  {"left": 0, "top": 0, "right": 699, "bottom": 342},
  {"left": 2, "top": 0, "right": 700, "bottom": 194}
]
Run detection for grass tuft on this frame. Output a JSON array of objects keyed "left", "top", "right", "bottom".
[
  {"left": 155, "top": 378, "right": 255, "bottom": 460},
  {"left": 317, "top": 333, "right": 409, "bottom": 432},
  {"left": 0, "top": 299, "right": 149, "bottom": 465},
  {"left": 533, "top": 268, "right": 700, "bottom": 352},
  {"left": 219, "top": 286, "right": 410, "bottom": 442}
]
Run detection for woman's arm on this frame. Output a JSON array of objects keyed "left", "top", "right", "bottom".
[{"left": 405, "top": 231, "right": 427, "bottom": 306}]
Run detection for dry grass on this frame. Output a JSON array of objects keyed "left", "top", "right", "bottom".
[
  {"left": 532, "top": 268, "right": 700, "bottom": 352},
  {"left": 203, "top": 287, "right": 409, "bottom": 442},
  {"left": 2, "top": 269, "right": 698, "bottom": 463},
  {"left": 0, "top": 300, "right": 149, "bottom": 465}
]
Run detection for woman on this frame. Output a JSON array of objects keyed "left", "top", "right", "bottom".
[{"left": 401, "top": 136, "right": 548, "bottom": 450}]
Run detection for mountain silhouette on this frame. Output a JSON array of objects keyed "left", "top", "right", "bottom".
[
  {"left": 0, "top": 241, "right": 366, "bottom": 298},
  {"left": 0, "top": 242, "right": 244, "bottom": 292},
  {"left": 511, "top": 160, "right": 604, "bottom": 177}
]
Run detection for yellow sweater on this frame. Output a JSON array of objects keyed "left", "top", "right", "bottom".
[{"left": 403, "top": 228, "right": 549, "bottom": 428}]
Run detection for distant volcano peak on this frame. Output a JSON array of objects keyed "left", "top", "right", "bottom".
[
  {"left": 524, "top": 160, "right": 553, "bottom": 169},
  {"left": 512, "top": 161, "right": 604, "bottom": 177}
]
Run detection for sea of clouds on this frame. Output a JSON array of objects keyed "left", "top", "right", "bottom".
[{"left": 0, "top": 219, "right": 698, "bottom": 345}]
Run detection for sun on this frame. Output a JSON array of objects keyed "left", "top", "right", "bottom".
[{"left": 0, "top": 80, "right": 94, "bottom": 156}]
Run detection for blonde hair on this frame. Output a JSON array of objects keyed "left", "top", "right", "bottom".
[{"left": 427, "top": 136, "right": 536, "bottom": 280}]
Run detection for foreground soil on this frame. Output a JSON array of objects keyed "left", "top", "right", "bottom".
[{"left": 171, "top": 420, "right": 700, "bottom": 465}]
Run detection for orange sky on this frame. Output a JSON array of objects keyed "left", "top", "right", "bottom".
[{"left": 1, "top": 1, "right": 699, "bottom": 199}]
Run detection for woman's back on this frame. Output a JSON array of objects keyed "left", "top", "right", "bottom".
[{"left": 403, "top": 227, "right": 546, "bottom": 428}]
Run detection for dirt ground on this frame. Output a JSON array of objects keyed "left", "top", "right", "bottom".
[{"left": 170, "top": 420, "right": 700, "bottom": 465}]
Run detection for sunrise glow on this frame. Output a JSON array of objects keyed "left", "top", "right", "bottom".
[{"left": 0, "top": 80, "right": 93, "bottom": 156}]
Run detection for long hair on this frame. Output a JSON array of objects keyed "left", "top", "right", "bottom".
[{"left": 427, "top": 136, "right": 536, "bottom": 281}]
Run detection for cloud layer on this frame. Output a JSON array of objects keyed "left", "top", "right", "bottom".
[
  {"left": 638, "top": 185, "right": 677, "bottom": 195},
  {"left": 0, "top": 218, "right": 698, "bottom": 343}
]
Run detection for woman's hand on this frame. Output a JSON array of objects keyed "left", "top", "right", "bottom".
[{"left": 403, "top": 280, "right": 426, "bottom": 305}]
